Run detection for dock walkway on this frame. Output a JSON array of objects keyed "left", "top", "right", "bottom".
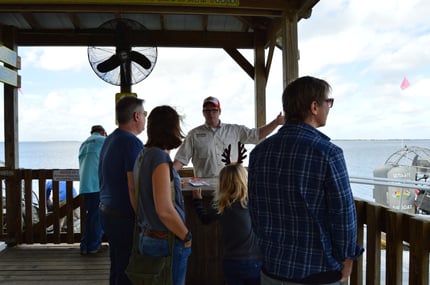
[{"left": 0, "top": 243, "right": 110, "bottom": 285}]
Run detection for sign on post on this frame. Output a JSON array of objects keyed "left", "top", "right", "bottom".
[
  {"left": 0, "top": 45, "right": 20, "bottom": 87},
  {"left": 53, "top": 169, "right": 80, "bottom": 181}
]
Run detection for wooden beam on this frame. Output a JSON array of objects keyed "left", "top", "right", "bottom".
[
  {"left": 223, "top": 48, "right": 254, "bottom": 79},
  {"left": 68, "top": 12, "right": 81, "bottom": 30},
  {"left": 16, "top": 30, "right": 256, "bottom": 48},
  {"left": 265, "top": 38, "right": 275, "bottom": 80},
  {"left": 0, "top": 4, "right": 284, "bottom": 18},
  {"left": 22, "top": 12, "right": 41, "bottom": 29},
  {"left": 0, "top": 0, "right": 318, "bottom": 16}
]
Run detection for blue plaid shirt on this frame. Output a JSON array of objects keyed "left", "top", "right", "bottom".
[{"left": 248, "top": 122, "right": 363, "bottom": 279}]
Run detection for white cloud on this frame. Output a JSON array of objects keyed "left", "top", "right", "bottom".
[{"left": 21, "top": 46, "right": 88, "bottom": 71}]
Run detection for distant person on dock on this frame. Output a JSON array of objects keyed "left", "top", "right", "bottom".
[
  {"left": 98, "top": 96, "right": 146, "bottom": 285},
  {"left": 78, "top": 125, "right": 107, "bottom": 255},
  {"left": 45, "top": 180, "right": 79, "bottom": 230},
  {"left": 173, "top": 96, "right": 284, "bottom": 178},
  {"left": 192, "top": 142, "right": 262, "bottom": 285},
  {"left": 45, "top": 180, "right": 78, "bottom": 212},
  {"left": 248, "top": 76, "right": 364, "bottom": 284}
]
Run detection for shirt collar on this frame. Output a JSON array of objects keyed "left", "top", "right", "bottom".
[
  {"left": 204, "top": 120, "right": 222, "bottom": 130},
  {"left": 283, "top": 122, "right": 331, "bottom": 141}
]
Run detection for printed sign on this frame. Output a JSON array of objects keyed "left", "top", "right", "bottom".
[
  {"left": 53, "top": 169, "right": 80, "bottom": 181},
  {"left": 0, "top": 45, "right": 18, "bottom": 68},
  {"left": 0, "top": 65, "right": 18, "bottom": 87},
  {"left": 0, "top": 45, "right": 19, "bottom": 87}
]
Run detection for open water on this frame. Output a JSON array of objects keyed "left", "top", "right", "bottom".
[{"left": 2, "top": 139, "right": 430, "bottom": 201}]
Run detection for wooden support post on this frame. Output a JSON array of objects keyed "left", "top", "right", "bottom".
[
  {"left": 1, "top": 26, "right": 19, "bottom": 169},
  {"left": 254, "top": 31, "right": 267, "bottom": 128},
  {"left": 281, "top": 12, "right": 299, "bottom": 89}
]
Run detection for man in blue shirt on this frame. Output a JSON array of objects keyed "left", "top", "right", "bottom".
[
  {"left": 98, "top": 96, "right": 146, "bottom": 285},
  {"left": 78, "top": 125, "right": 106, "bottom": 255},
  {"left": 248, "top": 76, "right": 363, "bottom": 285}
]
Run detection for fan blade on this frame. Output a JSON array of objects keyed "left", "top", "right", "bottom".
[
  {"left": 130, "top": 51, "right": 151, "bottom": 69},
  {"left": 97, "top": 55, "right": 121, "bottom": 73}
]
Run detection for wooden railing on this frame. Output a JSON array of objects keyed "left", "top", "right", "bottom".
[
  {"left": 1, "top": 169, "right": 430, "bottom": 285},
  {"left": 354, "top": 199, "right": 430, "bottom": 285},
  {"left": 0, "top": 169, "right": 83, "bottom": 245}
]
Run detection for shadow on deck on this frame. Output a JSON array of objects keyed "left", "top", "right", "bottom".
[{"left": 0, "top": 243, "right": 110, "bottom": 285}]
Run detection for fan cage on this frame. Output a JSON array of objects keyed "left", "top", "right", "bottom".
[{"left": 87, "top": 18, "right": 157, "bottom": 86}]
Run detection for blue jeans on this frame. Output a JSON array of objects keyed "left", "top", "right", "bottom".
[
  {"left": 223, "top": 258, "right": 262, "bottom": 285},
  {"left": 80, "top": 192, "right": 103, "bottom": 253},
  {"left": 261, "top": 271, "right": 343, "bottom": 285},
  {"left": 100, "top": 207, "right": 134, "bottom": 285},
  {"left": 139, "top": 234, "right": 191, "bottom": 285}
]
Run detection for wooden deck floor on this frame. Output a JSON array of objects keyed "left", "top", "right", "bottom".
[{"left": 0, "top": 243, "right": 110, "bottom": 285}]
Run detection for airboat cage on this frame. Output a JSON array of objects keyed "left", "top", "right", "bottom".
[{"left": 373, "top": 146, "right": 430, "bottom": 213}]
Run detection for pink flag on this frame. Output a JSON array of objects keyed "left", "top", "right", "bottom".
[{"left": 400, "top": 77, "right": 410, "bottom": 90}]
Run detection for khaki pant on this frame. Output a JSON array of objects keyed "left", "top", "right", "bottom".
[{"left": 58, "top": 200, "right": 80, "bottom": 230}]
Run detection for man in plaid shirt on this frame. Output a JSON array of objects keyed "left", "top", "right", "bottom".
[{"left": 248, "top": 76, "right": 363, "bottom": 285}]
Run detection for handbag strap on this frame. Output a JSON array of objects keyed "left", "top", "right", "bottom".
[{"left": 135, "top": 150, "right": 175, "bottom": 255}]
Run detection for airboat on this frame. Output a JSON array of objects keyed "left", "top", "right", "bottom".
[{"left": 373, "top": 146, "right": 430, "bottom": 214}]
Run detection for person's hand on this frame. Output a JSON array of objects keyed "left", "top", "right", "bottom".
[
  {"left": 192, "top": 188, "right": 203, "bottom": 199},
  {"left": 340, "top": 258, "right": 353, "bottom": 282},
  {"left": 184, "top": 240, "right": 192, "bottom": 248},
  {"left": 275, "top": 112, "right": 284, "bottom": 125}
]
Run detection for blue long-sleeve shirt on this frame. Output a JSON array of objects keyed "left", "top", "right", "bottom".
[
  {"left": 248, "top": 122, "right": 363, "bottom": 280},
  {"left": 46, "top": 180, "right": 77, "bottom": 202},
  {"left": 79, "top": 132, "right": 105, "bottom": 194}
]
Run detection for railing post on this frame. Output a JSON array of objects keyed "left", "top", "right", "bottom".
[
  {"left": 366, "top": 201, "right": 382, "bottom": 285},
  {"left": 23, "top": 169, "right": 34, "bottom": 243},
  {"left": 36, "top": 171, "right": 48, "bottom": 243},
  {"left": 351, "top": 199, "right": 365, "bottom": 285},
  {"left": 65, "top": 180, "right": 75, "bottom": 243},
  {"left": 52, "top": 180, "right": 61, "bottom": 243},
  {"left": 5, "top": 170, "right": 22, "bottom": 246},
  {"left": 386, "top": 209, "right": 404, "bottom": 285},
  {"left": 409, "top": 216, "right": 430, "bottom": 285}
]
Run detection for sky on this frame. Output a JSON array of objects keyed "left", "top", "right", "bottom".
[{"left": 2, "top": 0, "right": 430, "bottom": 142}]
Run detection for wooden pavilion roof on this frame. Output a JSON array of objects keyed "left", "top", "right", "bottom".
[
  {"left": 0, "top": 0, "right": 320, "bottom": 169},
  {"left": 0, "top": 0, "right": 319, "bottom": 48}
]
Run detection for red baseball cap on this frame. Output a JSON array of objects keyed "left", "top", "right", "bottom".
[{"left": 203, "top": 96, "right": 221, "bottom": 108}]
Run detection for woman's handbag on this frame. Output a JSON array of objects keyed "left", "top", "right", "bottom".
[
  {"left": 126, "top": 151, "right": 175, "bottom": 285},
  {"left": 125, "top": 228, "right": 174, "bottom": 285}
]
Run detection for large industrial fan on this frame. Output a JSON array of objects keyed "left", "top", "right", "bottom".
[{"left": 87, "top": 18, "right": 157, "bottom": 94}]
